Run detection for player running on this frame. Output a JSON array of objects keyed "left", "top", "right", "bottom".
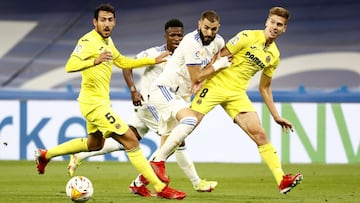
[
  {"left": 34, "top": 3, "right": 185, "bottom": 200},
  {"left": 67, "top": 19, "right": 217, "bottom": 196}
]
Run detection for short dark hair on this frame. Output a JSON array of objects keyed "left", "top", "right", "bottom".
[
  {"left": 200, "top": 10, "right": 220, "bottom": 23},
  {"left": 94, "top": 3, "right": 116, "bottom": 20},
  {"left": 164, "top": 19, "right": 184, "bottom": 31}
]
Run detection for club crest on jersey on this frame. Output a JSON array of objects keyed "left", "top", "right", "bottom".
[
  {"left": 266, "top": 55, "right": 271, "bottom": 63},
  {"left": 115, "top": 123, "right": 121, "bottom": 129},
  {"left": 196, "top": 99, "right": 202, "bottom": 105}
]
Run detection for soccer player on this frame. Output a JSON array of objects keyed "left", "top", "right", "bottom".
[
  {"left": 67, "top": 19, "right": 218, "bottom": 196},
  {"left": 146, "top": 10, "right": 230, "bottom": 183},
  {"left": 34, "top": 3, "right": 185, "bottom": 200},
  {"left": 154, "top": 7, "right": 304, "bottom": 194}
]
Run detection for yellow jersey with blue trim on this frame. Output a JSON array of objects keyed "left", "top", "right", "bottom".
[
  {"left": 65, "top": 30, "right": 155, "bottom": 104},
  {"left": 206, "top": 30, "right": 280, "bottom": 92}
]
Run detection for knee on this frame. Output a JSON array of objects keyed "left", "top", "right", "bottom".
[
  {"left": 87, "top": 131, "right": 105, "bottom": 151},
  {"left": 253, "top": 129, "right": 269, "bottom": 146},
  {"left": 121, "top": 130, "right": 140, "bottom": 150},
  {"left": 88, "top": 142, "right": 104, "bottom": 151}
]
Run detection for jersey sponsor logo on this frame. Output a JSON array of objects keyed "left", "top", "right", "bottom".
[{"left": 245, "top": 51, "right": 265, "bottom": 69}]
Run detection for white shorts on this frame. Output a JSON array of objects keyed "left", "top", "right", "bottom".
[
  {"left": 149, "top": 85, "right": 189, "bottom": 135},
  {"left": 128, "top": 103, "right": 159, "bottom": 137}
]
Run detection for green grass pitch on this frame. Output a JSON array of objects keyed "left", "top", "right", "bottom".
[{"left": 0, "top": 161, "right": 359, "bottom": 202}]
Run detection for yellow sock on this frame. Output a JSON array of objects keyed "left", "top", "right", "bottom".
[
  {"left": 46, "top": 138, "right": 88, "bottom": 159},
  {"left": 258, "top": 143, "right": 284, "bottom": 185},
  {"left": 126, "top": 147, "right": 165, "bottom": 192}
]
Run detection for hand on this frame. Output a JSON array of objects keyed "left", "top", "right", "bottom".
[
  {"left": 212, "top": 56, "right": 232, "bottom": 71},
  {"left": 94, "top": 50, "right": 113, "bottom": 65},
  {"left": 191, "top": 82, "right": 202, "bottom": 95},
  {"left": 131, "top": 90, "right": 144, "bottom": 106},
  {"left": 154, "top": 50, "right": 171, "bottom": 64},
  {"left": 275, "top": 117, "right": 294, "bottom": 134}
]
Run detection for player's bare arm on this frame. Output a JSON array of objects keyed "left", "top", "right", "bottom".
[
  {"left": 219, "top": 46, "right": 232, "bottom": 57},
  {"left": 259, "top": 73, "right": 294, "bottom": 133},
  {"left": 122, "top": 69, "right": 144, "bottom": 106}
]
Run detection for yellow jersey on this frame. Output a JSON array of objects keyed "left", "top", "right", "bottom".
[
  {"left": 65, "top": 29, "right": 155, "bottom": 104},
  {"left": 206, "top": 30, "right": 280, "bottom": 91}
]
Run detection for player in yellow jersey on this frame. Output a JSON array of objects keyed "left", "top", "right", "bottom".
[
  {"left": 190, "top": 6, "right": 303, "bottom": 194},
  {"left": 34, "top": 3, "right": 185, "bottom": 200}
]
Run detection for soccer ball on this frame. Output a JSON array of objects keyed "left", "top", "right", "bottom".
[{"left": 66, "top": 176, "right": 94, "bottom": 202}]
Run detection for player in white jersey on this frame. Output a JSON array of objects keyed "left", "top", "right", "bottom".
[
  {"left": 67, "top": 19, "right": 217, "bottom": 195},
  {"left": 147, "top": 11, "right": 231, "bottom": 184}
]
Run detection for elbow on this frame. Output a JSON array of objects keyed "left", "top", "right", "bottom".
[
  {"left": 193, "top": 76, "right": 203, "bottom": 84},
  {"left": 258, "top": 85, "right": 267, "bottom": 95},
  {"left": 65, "top": 65, "right": 73, "bottom": 73}
]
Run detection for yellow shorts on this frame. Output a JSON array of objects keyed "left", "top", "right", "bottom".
[
  {"left": 190, "top": 83, "right": 256, "bottom": 120},
  {"left": 79, "top": 102, "right": 129, "bottom": 138}
]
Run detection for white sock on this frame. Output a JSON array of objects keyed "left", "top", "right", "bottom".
[
  {"left": 76, "top": 138, "right": 124, "bottom": 161},
  {"left": 175, "top": 146, "right": 201, "bottom": 186},
  {"left": 154, "top": 116, "right": 197, "bottom": 161}
]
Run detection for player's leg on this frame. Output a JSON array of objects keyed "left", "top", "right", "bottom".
[
  {"left": 35, "top": 130, "right": 102, "bottom": 175},
  {"left": 35, "top": 102, "right": 109, "bottom": 174},
  {"left": 104, "top": 106, "right": 185, "bottom": 199},
  {"left": 174, "top": 142, "right": 218, "bottom": 192},
  {"left": 151, "top": 107, "right": 198, "bottom": 183},
  {"left": 127, "top": 110, "right": 154, "bottom": 196},
  {"left": 68, "top": 138, "right": 124, "bottom": 177},
  {"left": 111, "top": 129, "right": 185, "bottom": 199},
  {"left": 234, "top": 111, "right": 302, "bottom": 194}
]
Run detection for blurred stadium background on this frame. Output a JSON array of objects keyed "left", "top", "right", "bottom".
[{"left": 0, "top": 0, "right": 359, "bottom": 163}]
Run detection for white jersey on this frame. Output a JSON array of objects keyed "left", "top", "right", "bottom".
[
  {"left": 127, "top": 44, "right": 168, "bottom": 137},
  {"left": 153, "top": 30, "right": 225, "bottom": 100},
  {"left": 135, "top": 44, "right": 168, "bottom": 101}
]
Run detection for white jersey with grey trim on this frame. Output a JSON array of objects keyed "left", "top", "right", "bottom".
[
  {"left": 135, "top": 44, "right": 168, "bottom": 101},
  {"left": 153, "top": 29, "right": 225, "bottom": 100}
]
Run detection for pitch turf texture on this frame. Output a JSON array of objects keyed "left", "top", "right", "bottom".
[{"left": 0, "top": 161, "right": 359, "bottom": 203}]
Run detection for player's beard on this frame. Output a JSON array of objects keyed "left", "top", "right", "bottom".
[
  {"left": 100, "top": 26, "right": 112, "bottom": 38},
  {"left": 199, "top": 29, "right": 215, "bottom": 46}
]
